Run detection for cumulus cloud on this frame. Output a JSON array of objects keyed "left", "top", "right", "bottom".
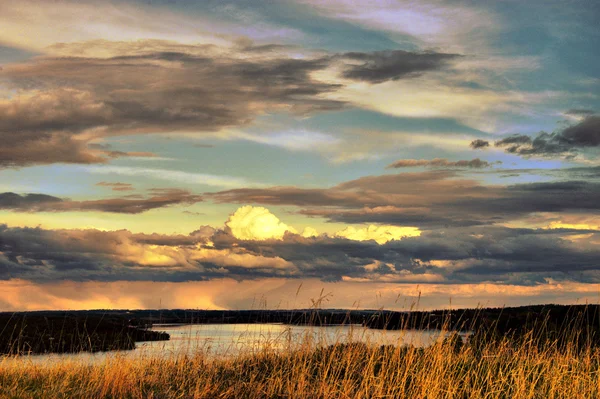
[
  {"left": 301, "top": 227, "right": 319, "bottom": 238},
  {"left": 0, "top": 224, "right": 296, "bottom": 282},
  {"left": 387, "top": 158, "right": 493, "bottom": 169},
  {"left": 0, "top": 207, "right": 600, "bottom": 285},
  {"left": 225, "top": 205, "right": 297, "bottom": 240},
  {"left": 334, "top": 224, "right": 421, "bottom": 244},
  {"left": 1, "top": 218, "right": 599, "bottom": 286}
]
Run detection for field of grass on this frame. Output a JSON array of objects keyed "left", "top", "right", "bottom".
[{"left": 2, "top": 326, "right": 600, "bottom": 399}]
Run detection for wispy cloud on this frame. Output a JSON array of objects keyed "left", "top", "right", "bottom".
[
  {"left": 84, "top": 165, "right": 267, "bottom": 189},
  {"left": 387, "top": 158, "right": 496, "bottom": 169}
]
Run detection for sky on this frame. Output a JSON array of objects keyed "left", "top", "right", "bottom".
[{"left": 0, "top": 0, "right": 599, "bottom": 311}]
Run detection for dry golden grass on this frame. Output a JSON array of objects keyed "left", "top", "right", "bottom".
[{"left": 1, "top": 329, "right": 600, "bottom": 399}]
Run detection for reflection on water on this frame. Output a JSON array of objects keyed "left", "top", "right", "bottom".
[{"left": 4, "top": 324, "right": 469, "bottom": 366}]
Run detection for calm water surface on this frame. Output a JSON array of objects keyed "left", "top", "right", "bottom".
[{"left": 4, "top": 324, "right": 469, "bottom": 366}]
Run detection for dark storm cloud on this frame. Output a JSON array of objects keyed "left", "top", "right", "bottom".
[
  {"left": 470, "top": 139, "right": 490, "bottom": 149},
  {"left": 387, "top": 227, "right": 600, "bottom": 285},
  {"left": 339, "top": 50, "right": 461, "bottom": 83},
  {"left": 471, "top": 116, "right": 600, "bottom": 157},
  {"left": 387, "top": 158, "right": 493, "bottom": 169},
  {"left": 0, "top": 189, "right": 202, "bottom": 214},
  {"left": 0, "top": 224, "right": 293, "bottom": 282},
  {"left": 1, "top": 223, "right": 598, "bottom": 285},
  {"left": 210, "top": 171, "right": 600, "bottom": 228},
  {"left": 131, "top": 226, "right": 215, "bottom": 246}
]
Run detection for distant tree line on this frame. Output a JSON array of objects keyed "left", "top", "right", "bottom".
[{"left": 3, "top": 304, "right": 600, "bottom": 354}]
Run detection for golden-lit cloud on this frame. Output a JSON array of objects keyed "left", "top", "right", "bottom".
[
  {"left": 301, "top": 226, "right": 319, "bottom": 238},
  {"left": 334, "top": 224, "right": 421, "bottom": 244},
  {"left": 224, "top": 206, "right": 421, "bottom": 244},
  {"left": 226, "top": 205, "right": 298, "bottom": 240},
  {"left": 1, "top": 209, "right": 600, "bottom": 307},
  {"left": 546, "top": 221, "right": 599, "bottom": 231}
]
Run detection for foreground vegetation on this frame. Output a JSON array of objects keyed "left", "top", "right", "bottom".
[{"left": 2, "top": 330, "right": 600, "bottom": 399}]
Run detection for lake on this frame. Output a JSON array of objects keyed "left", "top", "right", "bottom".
[{"left": 2, "top": 323, "right": 469, "bottom": 366}]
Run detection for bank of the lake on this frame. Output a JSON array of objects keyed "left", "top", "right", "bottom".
[
  {"left": 4, "top": 305, "right": 600, "bottom": 357},
  {"left": 8, "top": 323, "right": 468, "bottom": 365},
  {"left": 0, "top": 312, "right": 168, "bottom": 355}
]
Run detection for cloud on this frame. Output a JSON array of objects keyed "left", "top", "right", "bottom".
[
  {"left": 0, "top": 37, "right": 499, "bottom": 168},
  {"left": 222, "top": 129, "right": 342, "bottom": 152},
  {"left": 210, "top": 171, "right": 497, "bottom": 227},
  {"left": 481, "top": 116, "right": 600, "bottom": 158},
  {"left": 0, "top": 0, "right": 293, "bottom": 53},
  {"left": 95, "top": 182, "right": 135, "bottom": 191},
  {"left": 0, "top": 224, "right": 296, "bottom": 282},
  {"left": 0, "top": 216, "right": 599, "bottom": 286},
  {"left": 296, "top": 0, "right": 498, "bottom": 55},
  {"left": 0, "top": 189, "right": 202, "bottom": 214},
  {"left": 87, "top": 143, "right": 159, "bottom": 160},
  {"left": 186, "top": 127, "right": 482, "bottom": 165},
  {"left": 334, "top": 225, "right": 421, "bottom": 244},
  {"left": 301, "top": 227, "right": 319, "bottom": 238},
  {"left": 210, "top": 171, "right": 600, "bottom": 229},
  {"left": 320, "top": 76, "right": 553, "bottom": 132},
  {"left": 0, "top": 192, "right": 63, "bottom": 208},
  {"left": 470, "top": 139, "right": 490, "bottom": 149},
  {"left": 195, "top": 225, "right": 600, "bottom": 284},
  {"left": 225, "top": 205, "right": 297, "bottom": 240},
  {"left": 85, "top": 166, "right": 265, "bottom": 189},
  {"left": 338, "top": 50, "right": 461, "bottom": 83},
  {"left": 387, "top": 158, "right": 493, "bottom": 169},
  {"left": 0, "top": 42, "right": 345, "bottom": 167},
  {"left": 565, "top": 109, "right": 596, "bottom": 117}
]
